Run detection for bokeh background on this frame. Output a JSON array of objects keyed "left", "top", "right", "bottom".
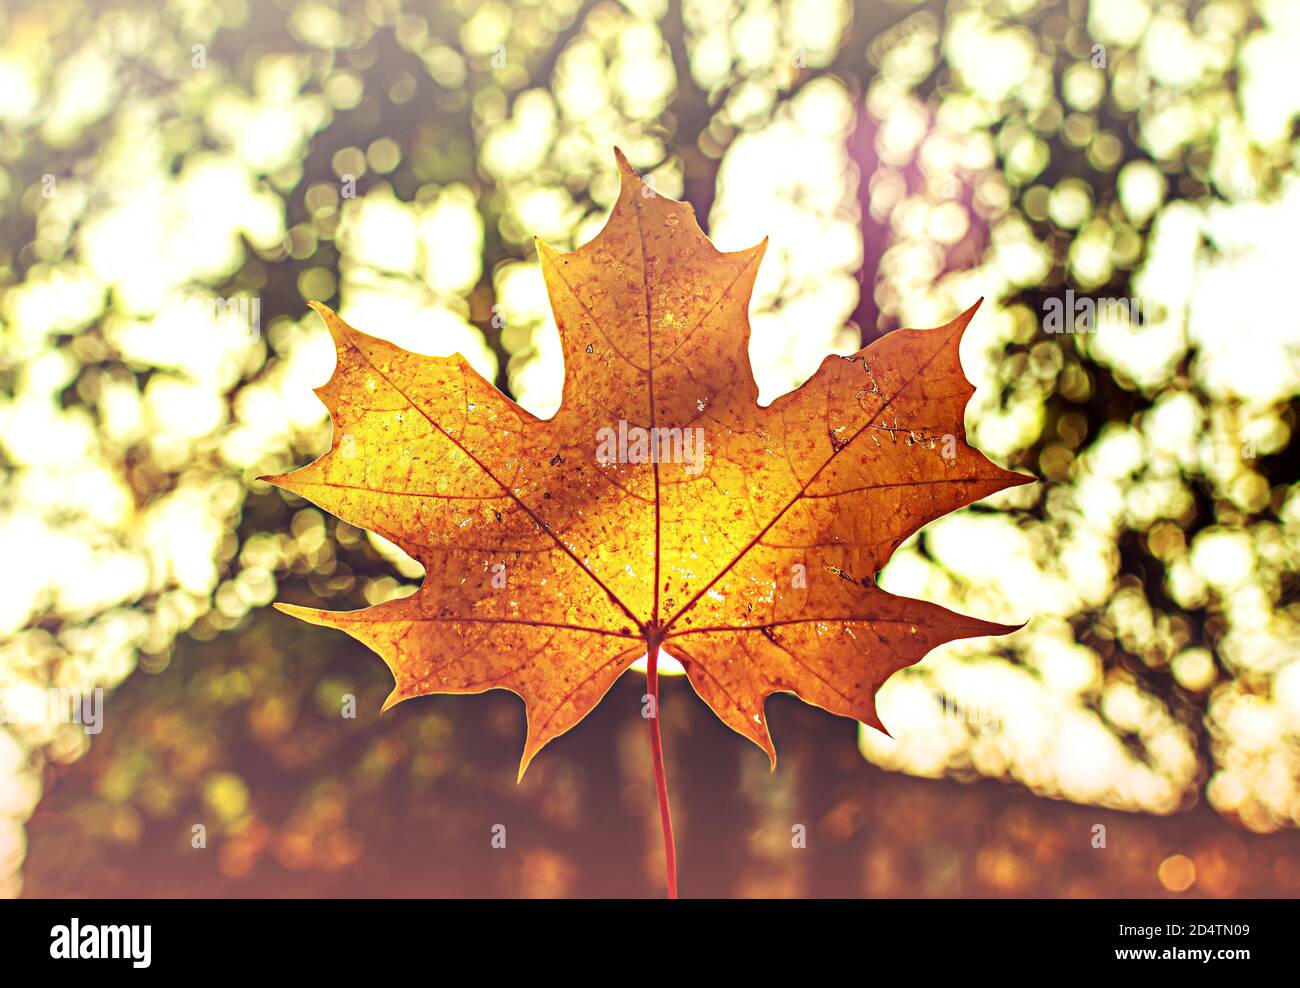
[{"left": 1, "top": 0, "right": 1299, "bottom": 898}]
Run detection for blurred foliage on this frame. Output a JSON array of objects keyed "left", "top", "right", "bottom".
[{"left": 1, "top": 0, "right": 1299, "bottom": 896}]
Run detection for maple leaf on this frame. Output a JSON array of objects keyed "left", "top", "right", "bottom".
[{"left": 264, "top": 148, "right": 1030, "bottom": 808}]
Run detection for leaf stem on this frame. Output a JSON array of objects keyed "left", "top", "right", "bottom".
[{"left": 645, "top": 643, "right": 678, "bottom": 899}]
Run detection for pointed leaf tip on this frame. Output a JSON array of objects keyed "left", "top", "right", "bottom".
[
  {"left": 612, "top": 147, "right": 646, "bottom": 188},
  {"left": 517, "top": 741, "right": 542, "bottom": 784},
  {"left": 273, "top": 601, "right": 336, "bottom": 628},
  {"left": 951, "top": 297, "right": 983, "bottom": 333},
  {"left": 303, "top": 300, "right": 351, "bottom": 347}
]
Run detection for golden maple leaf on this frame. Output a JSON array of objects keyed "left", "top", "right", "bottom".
[{"left": 264, "top": 149, "right": 1031, "bottom": 786}]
